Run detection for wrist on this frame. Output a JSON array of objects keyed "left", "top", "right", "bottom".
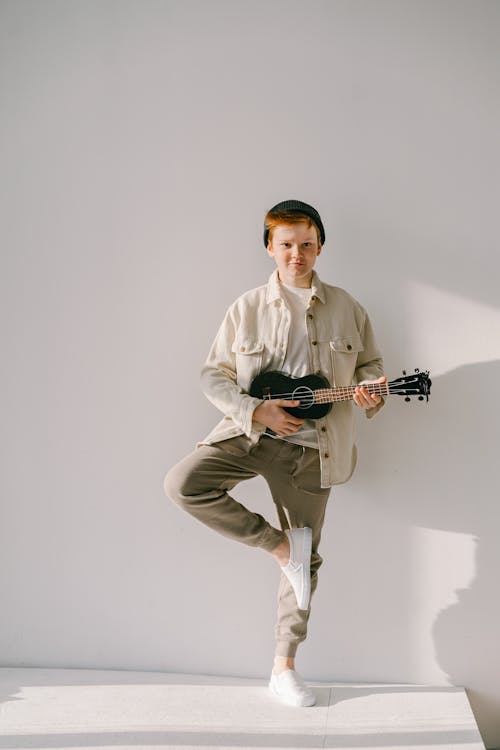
[{"left": 252, "top": 400, "right": 267, "bottom": 426}]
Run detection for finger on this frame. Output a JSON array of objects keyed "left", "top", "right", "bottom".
[
  {"left": 276, "top": 399, "right": 300, "bottom": 407},
  {"left": 279, "top": 425, "right": 299, "bottom": 435},
  {"left": 353, "top": 386, "right": 368, "bottom": 406},
  {"left": 354, "top": 388, "right": 371, "bottom": 408},
  {"left": 354, "top": 395, "right": 369, "bottom": 408}
]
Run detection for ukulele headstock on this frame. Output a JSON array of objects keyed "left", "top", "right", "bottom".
[{"left": 389, "top": 368, "right": 432, "bottom": 402}]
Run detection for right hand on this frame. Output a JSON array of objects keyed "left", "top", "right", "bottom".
[{"left": 252, "top": 399, "right": 304, "bottom": 436}]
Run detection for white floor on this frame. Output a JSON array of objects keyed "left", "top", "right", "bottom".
[{"left": 0, "top": 668, "right": 485, "bottom": 750}]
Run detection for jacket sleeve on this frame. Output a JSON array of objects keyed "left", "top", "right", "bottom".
[
  {"left": 354, "top": 309, "right": 386, "bottom": 419},
  {"left": 200, "top": 304, "right": 265, "bottom": 437}
]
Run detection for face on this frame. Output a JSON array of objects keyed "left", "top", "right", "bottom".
[{"left": 267, "top": 221, "right": 322, "bottom": 288}]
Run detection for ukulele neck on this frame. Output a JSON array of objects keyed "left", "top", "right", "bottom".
[{"left": 315, "top": 382, "right": 389, "bottom": 404}]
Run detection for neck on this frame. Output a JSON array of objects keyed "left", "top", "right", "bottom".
[{"left": 278, "top": 271, "right": 312, "bottom": 289}]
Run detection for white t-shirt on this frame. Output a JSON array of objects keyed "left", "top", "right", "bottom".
[{"left": 269, "top": 281, "right": 319, "bottom": 450}]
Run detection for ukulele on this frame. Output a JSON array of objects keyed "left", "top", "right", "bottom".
[{"left": 249, "top": 369, "right": 431, "bottom": 419}]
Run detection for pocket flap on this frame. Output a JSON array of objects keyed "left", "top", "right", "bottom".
[
  {"left": 232, "top": 340, "right": 264, "bottom": 355},
  {"left": 329, "top": 335, "right": 364, "bottom": 353}
]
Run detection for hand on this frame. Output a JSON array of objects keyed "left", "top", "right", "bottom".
[
  {"left": 253, "top": 399, "right": 304, "bottom": 435},
  {"left": 353, "top": 376, "right": 387, "bottom": 409}
]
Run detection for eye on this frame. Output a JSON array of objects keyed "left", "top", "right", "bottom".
[{"left": 303, "top": 242, "right": 312, "bottom": 247}]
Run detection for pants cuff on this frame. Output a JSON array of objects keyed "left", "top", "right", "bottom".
[
  {"left": 275, "top": 640, "right": 299, "bottom": 658},
  {"left": 259, "top": 527, "right": 285, "bottom": 553}
]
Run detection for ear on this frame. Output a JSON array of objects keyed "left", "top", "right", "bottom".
[
  {"left": 316, "top": 244, "right": 323, "bottom": 256},
  {"left": 266, "top": 243, "right": 275, "bottom": 259}
]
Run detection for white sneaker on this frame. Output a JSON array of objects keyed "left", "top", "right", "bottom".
[
  {"left": 280, "top": 527, "right": 312, "bottom": 610},
  {"left": 269, "top": 669, "right": 316, "bottom": 707}
]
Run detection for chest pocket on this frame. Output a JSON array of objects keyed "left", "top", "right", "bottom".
[
  {"left": 329, "top": 334, "right": 364, "bottom": 385},
  {"left": 329, "top": 334, "right": 364, "bottom": 354},
  {"left": 231, "top": 339, "right": 264, "bottom": 391}
]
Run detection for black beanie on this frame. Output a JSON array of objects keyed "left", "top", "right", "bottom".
[{"left": 263, "top": 199, "right": 325, "bottom": 247}]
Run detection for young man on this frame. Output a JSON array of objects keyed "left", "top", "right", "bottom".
[{"left": 163, "top": 199, "right": 386, "bottom": 707}]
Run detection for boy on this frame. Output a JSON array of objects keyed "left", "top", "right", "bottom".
[{"left": 163, "top": 199, "right": 386, "bottom": 707}]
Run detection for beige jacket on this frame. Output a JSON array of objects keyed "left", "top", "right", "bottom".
[{"left": 198, "top": 269, "right": 385, "bottom": 487}]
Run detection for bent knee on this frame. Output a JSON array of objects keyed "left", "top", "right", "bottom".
[
  {"left": 163, "top": 466, "right": 184, "bottom": 505},
  {"left": 163, "top": 464, "right": 207, "bottom": 509}
]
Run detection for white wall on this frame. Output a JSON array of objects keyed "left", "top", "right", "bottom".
[{"left": 1, "top": 0, "right": 499, "bottom": 746}]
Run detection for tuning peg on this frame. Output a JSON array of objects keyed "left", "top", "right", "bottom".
[
  {"left": 402, "top": 370, "right": 407, "bottom": 376},
  {"left": 415, "top": 367, "right": 420, "bottom": 373},
  {"left": 418, "top": 396, "right": 424, "bottom": 401},
  {"left": 405, "top": 396, "right": 411, "bottom": 402}
]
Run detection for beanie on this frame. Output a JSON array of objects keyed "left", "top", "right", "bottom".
[{"left": 263, "top": 199, "right": 325, "bottom": 247}]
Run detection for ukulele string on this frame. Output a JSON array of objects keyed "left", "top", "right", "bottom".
[{"left": 263, "top": 387, "right": 394, "bottom": 401}]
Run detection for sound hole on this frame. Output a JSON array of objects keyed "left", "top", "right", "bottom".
[{"left": 292, "top": 385, "right": 314, "bottom": 409}]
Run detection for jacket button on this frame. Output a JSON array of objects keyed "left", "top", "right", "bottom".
[
  {"left": 315, "top": 370, "right": 321, "bottom": 375},
  {"left": 321, "top": 426, "right": 326, "bottom": 432},
  {"left": 240, "top": 346, "right": 246, "bottom": 352},
  {"left": 308, "top": 314, "right": 313, "bottom": 320},
  {"left": 312, "top": 340, "right": 317, "bottom": 346},
  {"left": 347, "top": 344, "right": 352, "bottom": 350},
  {"left": 324, "top": 452, "right": 329, "bottom": 458}
]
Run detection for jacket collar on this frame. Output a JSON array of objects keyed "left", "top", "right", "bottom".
[{"left": 265, "top": 268, "right": 326, "bottom": 304}]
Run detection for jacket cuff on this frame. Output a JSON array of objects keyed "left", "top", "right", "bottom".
[{"left": 241, "top": 396, "right": 266, "bottom": 437}]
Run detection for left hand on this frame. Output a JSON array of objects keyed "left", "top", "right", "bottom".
[{"left": 353, "top": 376, "right": 387, "bottom": 409}]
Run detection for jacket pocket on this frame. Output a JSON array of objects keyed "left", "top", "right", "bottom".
[
  {"left": 231, "top": 339, "right": 264, "bottom": 390},
  {"left": 232, "top": 340, "right": 265, "bottom": 355},
  {"left": 329, "top": 334, "right": 364, "bottom": 354},
  {"left": 329, "top": 334, "right": 364, "bottom": 385}
]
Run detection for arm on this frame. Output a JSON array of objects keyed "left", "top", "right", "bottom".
[
  {"left": 200, "top": 304, "right": 266, "bottom": 437},
  {"left": 201, "top": 303, "right": 307, "bottom": 437},
  {"left": 353, "top": 309, "right": 386, "bottom": 418}
]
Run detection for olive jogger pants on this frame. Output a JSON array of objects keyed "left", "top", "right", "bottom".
[{"left": 163, "top": 433, "right": 331, "bottom": 658}]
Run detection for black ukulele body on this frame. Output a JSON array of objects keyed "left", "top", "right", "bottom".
[{"left": 249, "top": 371, "right": 332, "bottom": 420}]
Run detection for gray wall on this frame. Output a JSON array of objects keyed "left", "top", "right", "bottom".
[{"left": 1, "top": 0, "right": 499, "bottom": 746}]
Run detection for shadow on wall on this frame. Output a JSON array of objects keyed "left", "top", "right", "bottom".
[
  {"left": 364, "top": 360, "right": 500, "bottom": 749},
  {"left": 430, "top": 362, "right": 500, "bottom": 750}
]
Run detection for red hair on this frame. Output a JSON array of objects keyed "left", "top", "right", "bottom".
[{"left": 264, "top": 209, "right": 321, "bottom": 246}]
